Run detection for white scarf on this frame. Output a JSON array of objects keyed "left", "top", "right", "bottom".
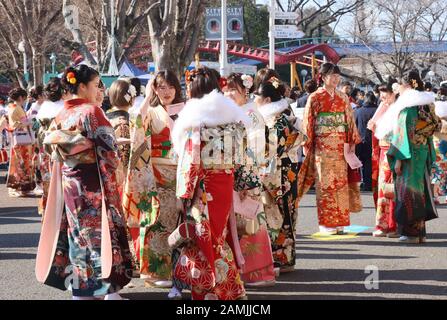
[
  {"left": 375, "top": 89, "right": 435, "bottom": 139},
  {"left": 256, "top": 99, "right": 290, "bottom": 124}
]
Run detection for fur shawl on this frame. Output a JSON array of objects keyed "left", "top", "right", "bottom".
[
  {"left": 435, "top": 100, "right": 447, "bottom": 119},
  {"left": 171, "top": 90, "right": 251, "bottom": 155},
  {"left": 375, "top": 89, "right": 435, "bottom": 139},
  {"left": 37, "top": 100, "right": 64, "bottom": 121},
  {"left": 256, "top": 98, "right": 290, "bottom": 122}
]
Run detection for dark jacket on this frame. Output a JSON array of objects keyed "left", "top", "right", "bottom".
[
  {"left": 297, "top": 93, "right": 309, "bottom": 109},
  {"left": 355, "top": 103, "right": 377, "bottom": 144}
]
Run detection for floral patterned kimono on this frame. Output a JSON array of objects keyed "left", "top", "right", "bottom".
[
  {"left": 35, "top": 99, "right": 133, "bottom": 297},
  {"left": 36, "top": 100, "right": 64, "bottom": 215},
  {"left": 387, "top": 91, "right": 441, "bottom": 238},
  {"left": 256, "top": 99, "right": 303, "bottom": 269},
  {"left": 172, "top": 90, "right": 250, "bottom": 300},
  {"left": 371, "top": 136, "right": 380, "bottom": 207},
  {"left": 123, "top": 102, "right": 181, "bottom": 283},
  {"left": 233, "top": 102, "right": 275, "bottom": 284},
  {"left": 370, "top": 101, "right": 397, "bottom": 233},
  {"left": 6, "top": 103, "right": 36, "bottom": 193},
  {"left": 105, "top": 107, "right": 131, "bottom": 190},
  {"left": 298, "top": 88, "right": 362, "bottom": 229}
]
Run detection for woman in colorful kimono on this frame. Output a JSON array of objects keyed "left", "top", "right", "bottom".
[
  {"left": 35, "top": 78, "right": 66, "bottom": 216},
  {"left": 253, "top": 77, "right": 303, "bottom": 273},
  {"left": 106, "top": 79, "right": 135, "bottom": 190},
  {"left": 224, "top": 73, "right": 276, "bottom": 286},
  {"left": 123, "top": 70, "right": 187, "bottom": 296},
  {"left": 368, "top": 79, "right": 400, "bottom": 237},
  {"left": 298, "top": 63, "right": 362, "bottom": 235},
  {"left": 377, "top": 70, "right": 441, "bottom": 244},
  {"left": 432, "top": 86, "right": 447, "bottom": 204},
  {"left": 6, "top": 88, "right": 36, "bottom": 196},
  {"left": 171, "top": 67, "right": 250, "bottom": 300},
  {"left": 35, "top": 65, "right": 133, "bottom": 300}
]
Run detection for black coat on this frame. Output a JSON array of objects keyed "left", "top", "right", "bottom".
[{"left": 354, "top": 103, "right": 377, "bottom": 145}]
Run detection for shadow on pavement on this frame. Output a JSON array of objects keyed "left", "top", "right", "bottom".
[
  {"left": 246, "top": 268, "right": 447, "bottom": 298},
  {"left": 0, "top": 233, "right": 40, "bottom": 248},
  {"left": 0, "top": 207, "right": 38, "bottom": 214},
  {"left": 0, "top": 252, "right": 36, "bottom": 260}
]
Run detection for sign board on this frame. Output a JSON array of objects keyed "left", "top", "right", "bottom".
[
  {"left": 205, "top": 7, "right": 244, "bottom": 41},
  {"left": 274, "top": 25, "right": 305, "bottom": 39},
  {"left": 274, "top": 11, "right": 299, "bottom": 20}
]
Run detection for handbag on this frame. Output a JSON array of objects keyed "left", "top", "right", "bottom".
[
  {"left": 171, "top": 201, "right": 216, "bottom": 290},
  {"left": 174, "top": 245, "right": 216, "bottom": 290},
  {"left": 12, "top": 126, "right": 35, "bottom": 146},
  {"left": 383, "top": 177, "right": 395, "bottom": 200}
]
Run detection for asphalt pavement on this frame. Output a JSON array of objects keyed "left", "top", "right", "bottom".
[{"left": 1, "top": 168, "right": 446, "bottom": 300}]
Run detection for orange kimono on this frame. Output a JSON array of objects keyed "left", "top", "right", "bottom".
[{"left": 298, "top": 88, "right": 362, "bottom": 228}]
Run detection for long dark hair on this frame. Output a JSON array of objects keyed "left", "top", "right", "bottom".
[{"left": 149, "top": 70, "right": 183, "bottom": 107}]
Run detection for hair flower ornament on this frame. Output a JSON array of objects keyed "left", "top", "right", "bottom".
[
  {"left": 241, "top": 74, "right": 253, "bottom": 90},
  {"left": 124, "top": 84, "right": 137, "bottom": 103},
  {"left": 411, "top": 79, "right": 419, "bottom": 89},
  {"left": 269, "top": 76, "right": 280, "bottom": 89},
  {"left": 67, "top": 72, "right": 77, "bottom": 85}
]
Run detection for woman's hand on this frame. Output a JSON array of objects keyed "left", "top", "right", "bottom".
[
  {"left": 145, "top": 78, "right": 155, "bottom": 98},
  {"left": 395, "top": 159, "right": 403, "bottom": 176},
  {"left": 367, "top": 120, "right": 376, "bottom": 131}
]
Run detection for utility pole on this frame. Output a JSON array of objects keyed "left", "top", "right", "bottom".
[
  {"left": 220, "top": 0, "right": 228, "bottom": 77},
  {"left": 269, "top": 0, "right": 275, "bottom": 70}
]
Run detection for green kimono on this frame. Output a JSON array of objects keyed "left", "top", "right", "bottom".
[{"left": 387, "top": 104, "right": 440, "bottom": 237}]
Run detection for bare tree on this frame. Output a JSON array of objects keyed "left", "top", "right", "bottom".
[
  {"left": 0, "top": 0, "right": 63, "bottom": 86},
  {"left": 276, "top": 0, "right": 364, "bottom": 38},
  {"left": 63, "top": 0, "right": 159, "bottom": 72},
  {"left": 147, "top": 0, "right": 208, "bottom": 78},
  {"left": 342, "top": 0, "right": 447, "bottom": 83}
]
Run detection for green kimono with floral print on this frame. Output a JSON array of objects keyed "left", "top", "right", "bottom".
[{"left": 387, "top": 104, "right": 440, "bottom": 235}]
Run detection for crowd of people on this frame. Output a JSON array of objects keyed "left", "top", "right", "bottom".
[{"left": 0, "top": 62, "right": 445, "bottom": 300}]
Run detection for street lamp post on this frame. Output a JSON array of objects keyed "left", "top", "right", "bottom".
[
  {"left": 300, "top": 69, "right": 308, "bottom": 88},
  {"left": 50, "top": 53, "right": 57, "bottom": 74},
  {"left": 18, "top": 41, "right": 28, "bottom": 84},
  {"left": 428, "top": 70, "right": 435, "bottom": 84}
]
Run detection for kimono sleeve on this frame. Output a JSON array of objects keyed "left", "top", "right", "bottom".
[
  {"left": 302, "top": 93, "right": 317, "bottom": 149},
  {"left": 8, "top": 106, "right": 26, "bottom": 130},
  {"left": 387, "top": 108, "right": 414, "bottom": 161},
  {"left": 343, "top": 95, "right": 362, "bottom": 145},
  {"left": 85, "top": 105, "right": 120, "bottom": 172},
  {"left": 176, "top": 127, "right": 201, "bottom": 199},
  {"left": 234, "top": 165, "right": 261, "bottom": 191}
]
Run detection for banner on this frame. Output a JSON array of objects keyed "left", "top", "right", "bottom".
[{"left": 205, "top": 7, "right": 244, "bottom": 41}]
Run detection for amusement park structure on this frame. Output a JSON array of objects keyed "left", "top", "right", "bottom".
[{"left": 117, "top": 36, "right": 340, "bottom": 89}]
